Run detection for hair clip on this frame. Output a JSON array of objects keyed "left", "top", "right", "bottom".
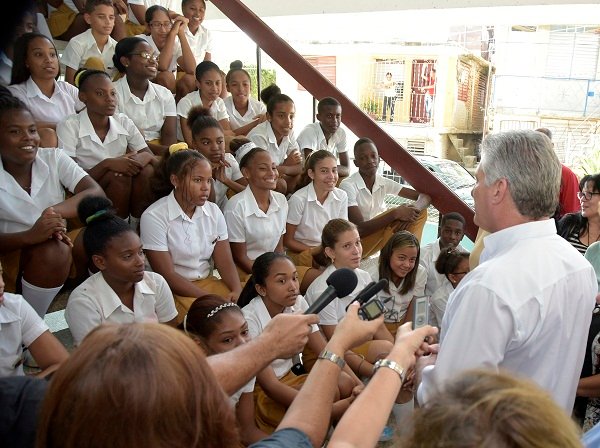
[
  {"left": 169, "top": 142, "right": 189, "bottom": 155},
  {"left": 206, "top": 302, "right": 239, "bottom": 319},
  {"left": 86, "top": 209, "right": 109, "bottom": 224},
  {"left": 74, "top": 69, "right": 87, "bottom": 88},
  {"left": 236, "top": 142, "right": 257, "bottom": 160},
  {"left": 183, "top": 313, "right": 190, "bottom": 335}
]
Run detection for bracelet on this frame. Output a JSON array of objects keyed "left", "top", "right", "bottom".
[
  {"left": 373, "top": 359, "right": 405, "bottom": 383},
  {"left": 318, "top": 349, "right": 346, "bottom": 369}
]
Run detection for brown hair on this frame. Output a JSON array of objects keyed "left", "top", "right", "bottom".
[
  {"left": 313, "top": 218, "right": 357, "bottom": 267},
  {"left": 151, "top": 148, "right": 209, "bottom": 198},
  {"left": 36, "top": 323, "right": 240, "bottom": 448},
  {"left": 378, "top": 231, "right": 420, "bottom": 295},
  {"left": 297, "top": 149, "right": 337, "bottom": 191},
  {"left": 403, "top": 369, "right": 582, "bottom": 448}
]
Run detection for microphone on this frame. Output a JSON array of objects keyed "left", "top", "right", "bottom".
[
  {"left": 304, "top": 268, "right": 358, "bottom": 315},
  {"left": 346, "top": 278, "right": 389, "bottom": 310}
]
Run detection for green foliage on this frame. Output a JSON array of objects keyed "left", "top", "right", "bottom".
[
  {"left": 361, "top": 97, "right": 381, "bottom": 115},
  {"left": 243, "top": 65, "right": 277, "bottom": 100},
  {"left": 573, "top": 149, "right": 600, "bottom": 178}
]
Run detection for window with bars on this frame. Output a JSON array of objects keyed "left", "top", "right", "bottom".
[{"left": 457, "top": 62, "right": 470, "bottom": 102}]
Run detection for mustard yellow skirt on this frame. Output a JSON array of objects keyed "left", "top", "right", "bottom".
[
  {"left": 254, "top": 370, "right": 307, "bottom": 434},
  {"left": 173, "top": 277, "right": 231, "bottom": 324},
  {"left": 48, "top": 3, "right": 76, "bottom": 38}
]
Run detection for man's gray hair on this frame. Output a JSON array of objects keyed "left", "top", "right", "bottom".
[{"left": 479, "top": 130, "right": 560, "bottom": 219}]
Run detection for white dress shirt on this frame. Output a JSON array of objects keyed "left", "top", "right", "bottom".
[
  {"left": 224, "top": 187, "right": 288, "bottom": 260},
  {"left": 287, "top": 183, "right": 348, "bottom": 247},
  {"left": 243, "top": 295, "right": 317, "bottom": 378},
  {"left": 339, "top": 172, "right": 402, "bottom": 220},
  {"left": 183, "top": 25, "right": 212, "bottom": 65},
  {"left": 57, "top": 109, "right": 147, "bottom": 170},
  {"left": 0, "top": 148, "right": 87, "bottom": 233},
  {"left": 296, "top": 122, "right": 347, "bottom": 157},
  {"left": 65, "top": 271, "right": 178, "bottom": 345},
  {"left": 224, "top": 96, "right": 266, "bottom": 130},
  {"left": 212, "top": 153, "right": 243, "bottom": 210},
  {"left": 247, "top": 121, "right": 299, "bottom": 165},
  {"left": 141, "top": 191, "right": 228, "bottom": 281},
  {"left": 8, "top": 78, "right": 84, "bottom": 125},
  {"left": 114, "top": 76, "right": 176, "bottom": 142},
  {"left": 0, "top": 293, "right": 48, "bottom": 377},
  {"left": 418, "top": 219, "right": 597, "bottom": 412},
  {"left": 304, "top": 264, "right": 373, "bottom": 326},
  {"left": 60, "top": 29, "right": 117, "bottom": 78}
]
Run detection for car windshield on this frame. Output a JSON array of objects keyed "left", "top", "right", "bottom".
[{"left": 430, "top": 161, "right": 475, "bottom": 189}]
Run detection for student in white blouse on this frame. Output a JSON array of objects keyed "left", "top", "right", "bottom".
[
  {"left": 0, "top": 261, "right": 68, "bottom": 378},
  {"left": 136, "top": 5, "right": 195, "bottom": 95},
  {"left": 224, "top": 148, "right": 287, "bottom": 279},
  {"left": 186, "top": 107, "right": 246, "bottom": 210},
  {"left": 112, "top": 37, "right": 177, "bottom": 156},
  {"left": 247, "top": 94, "right": 302, "bottom": 194},
  {"left": 66, "top": 196, "right": 177, "bottom": 345},
  {"left": 285, "top": 150, "right": 348, "bottom": 267},
  {"left": 304, "top": 220, "right": 394, "bottom": 381},
  {"left": 141, "top": 148, "right": 242, "bottom": 322},
  {"left": 9, "top": 33, "right": 83, "bottom": 147},
  {"left": 224, "top": 62, "right": 266, "bottom": 136},
  {"left": 57, "top": 69, "right": 158, "bottom": 226},
  {"left": 177, "top": 60, "right": 233, "bottom": 145},
  {"left": 0, "top": 95, "right": 103, "bottom": 317}
]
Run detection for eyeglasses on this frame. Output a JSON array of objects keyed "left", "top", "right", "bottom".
[
  {"left": 129, "top": 52, "right": 160, "bottom": 62},
  {"left": 149, "top": 21, "right": 173, "bottom": 30},
  {"left": 577, "top": 191, "right": 600, "bottom": 201}
]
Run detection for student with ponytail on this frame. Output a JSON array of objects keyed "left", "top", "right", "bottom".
[
  {"left": 141, "top": 145, "right": 242, "bottom": 322},
  {"left": 66, "top": 195, "right": 178, "bottom": 345}
]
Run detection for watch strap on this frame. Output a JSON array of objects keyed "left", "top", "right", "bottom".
[
  {"left": 373, "top": 359, "right": 405, "bottom": 383},
  {"left": 318, "top": 349, "right": 346, "bottom": 369}
]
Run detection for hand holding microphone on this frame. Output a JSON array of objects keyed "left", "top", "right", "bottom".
[{"left": 304, "top": 268, "right": 358, "bottom": 315}]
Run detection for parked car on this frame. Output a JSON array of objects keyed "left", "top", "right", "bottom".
[{"left": 381, "top": 155, "right": 475, "bottom": 209}]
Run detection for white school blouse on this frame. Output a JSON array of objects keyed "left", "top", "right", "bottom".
[
  {"left": 184, "top": 25, "right": 212, "bottom": 65},
  {"left": 0, "top": 293, "right": 49, "bottom": 377},
  {"left": 304, "top": 264, "right": 373, "bottom": 326},
  {"left": 141, "top": 191, "right": 228, "bottom": 281},
  {"left": 57, "top": 109, "right": 147, "bottom": 170},
  {"left": 419, "top": 238, "right": 465, "bottom": 298},
  {"left": 8, "top": 78, "right": 84, "bottom": 125},
  {"left": 247, "top": 121, "right": 299, "bottom": 165},
  {"left": 368, "top": 264, "right": 427, "bottom": 323},
  {"left": 113, "top": 76, "right": 176, "bottom": 142},
  {"left": 224, "top": 187, "right": 288, "bottom": 261},
  {"left": 339, "top": 172, "right": 402, "bottom": 221},
  {"left": 0, "top": 148, "right": 87, "bottom": 233},
  {"left": 224, "top": 96, "right": 266, "bottom": 130},
  {"left": 60, "top": 29, "right": 117, "bottom": 78},
  {"left": 296, "top": 122, "right": 347, "bottom": 157},
  {"left": 137, "top": 34, "right": 181, "bottom": 73},
  {"left": 176, "top": 92, "right": 229, "bottom": 141},
  {"left": 243, "top": 295, "right": 318, "bottom": 378},
  {"left": 286, "top": 183, "right": 348, "bottom": 247},
  {"left": 65, "top": 271, "right": 178, "bottom": 345},
  {"left": 127, "top": 0, "right": 182, "bottom": 24}
]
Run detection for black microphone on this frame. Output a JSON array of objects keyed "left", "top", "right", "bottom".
[
  {"left": 304, "top": 268, "right": 358, "bottom": 315},
  {"left": 346, "top": 278, "right": 389, "bottom": 310}
]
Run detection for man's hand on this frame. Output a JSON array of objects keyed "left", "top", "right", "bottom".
[{"left": 261, "top": 313, "right": 319, "bottom": 359}]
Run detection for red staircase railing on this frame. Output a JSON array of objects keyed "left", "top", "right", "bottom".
[{"left": 210, "top": 0, "right": 477, "bottom": 240}]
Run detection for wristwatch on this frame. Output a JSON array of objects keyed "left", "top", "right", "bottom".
[
  {"left": 318, "top": 350, "right": 346, "bottom": 369},
  {"left": 373, "top": 359, "right": 405, "bottom": 383}
]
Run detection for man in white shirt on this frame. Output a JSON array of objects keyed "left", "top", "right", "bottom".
[
  {"left": 420, "top": 212, "right": 465, "bottom": 297},
  {"left": 418, "top": 130, "right": 597, "bottom": 412}
]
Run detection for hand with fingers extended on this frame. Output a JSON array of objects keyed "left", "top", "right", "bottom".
[
  {"left": 387, "top": 322, "right": 438, "bottom": 372},
  {"left": 327, "top": 302, "right": 384, "bottom": 354}
]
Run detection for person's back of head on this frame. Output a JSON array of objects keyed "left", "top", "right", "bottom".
[
  {"left": 260, "top": 83, "right": 280, "bottom": 106},
  {"left": 36, "top": 323, "right": 240, "bottom": 448},
  {"left": 480, "top": 130, "right": 561, "bottom": 220},
  {"left": 404, "top": 370, "right": 582, "bottom": 448}
]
